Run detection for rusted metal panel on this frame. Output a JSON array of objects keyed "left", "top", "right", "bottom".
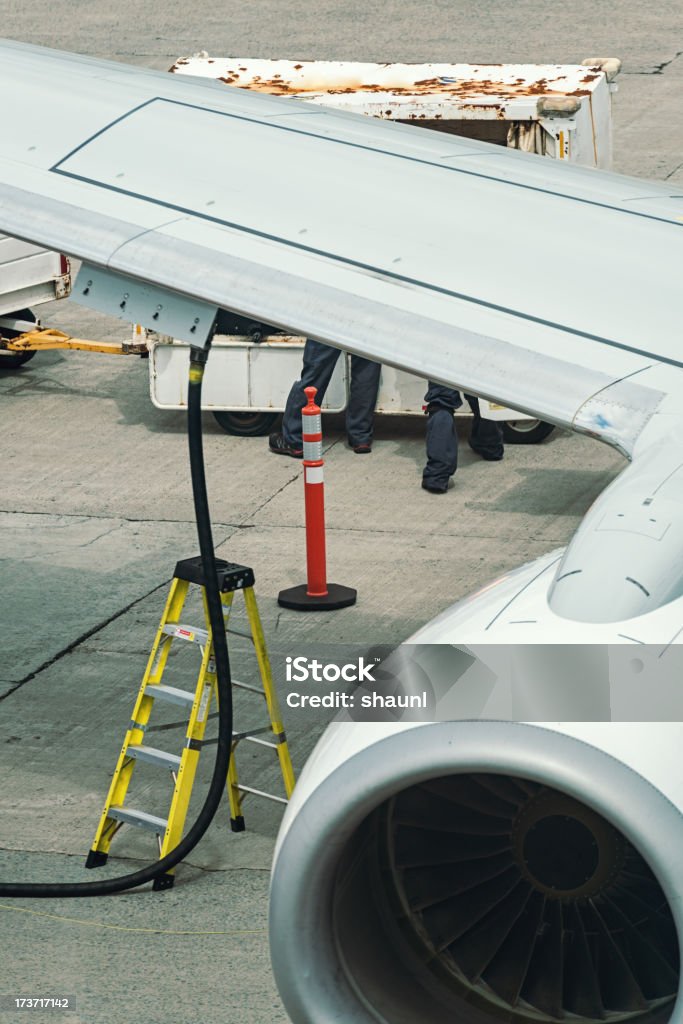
[
  {"left": 170, "top": 57, "right": 617, "bottom": 128},
  {"left": 169, "top": 57, "right": 612, "bottom": 98},
  {"left": 170, "top": 55, "right": 618, "bottom": 169}
]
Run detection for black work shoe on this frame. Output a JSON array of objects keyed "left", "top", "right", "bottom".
[
  {"left": 351, "top": 442, "right": 372, "bottom": 454},
  {"left": 422, "top": 480, "right": 449, "bottom": 494},
  {"left": 469, "top": 441, "right": 504, "bottom": 461},
  {"left": 269, "top": 432, "right": 303, "bottom": 459}
]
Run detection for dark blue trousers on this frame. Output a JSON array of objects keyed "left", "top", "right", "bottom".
[
  {"left": 282, "top": 339, "right": 381, "bottom": 448},
  {"left": 423, "top": 383, "right": 504, "bottom": 488}
]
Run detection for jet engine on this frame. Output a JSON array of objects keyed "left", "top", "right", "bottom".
[{"left": 270, "top": 722, "right": 683, "bottom": 1023}]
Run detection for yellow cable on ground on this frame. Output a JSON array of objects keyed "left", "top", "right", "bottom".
[{"left": 0, "top": 903, "right": 266, "bottom": 936}]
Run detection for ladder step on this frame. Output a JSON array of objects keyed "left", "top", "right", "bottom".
[
  {"left": 127, "top": 745, "right": 182, "bottom": 770},
  {"left": 108, "top": 806, "right": 168, "bottom": 832},
  {"left": 245, "top": 735, "right": 278, "bottom": 750},
  {"left": 162, "top": 622, "right": 209, "bottom": 645},
  {"left": 237, "top": 784, "right": 288, "bottom": 805},
  {"left": 146, "top": 683, "right": 195, "bottom": 708},
  {"left": 233, "top": 679, "right": 265, "bottom": 696}
]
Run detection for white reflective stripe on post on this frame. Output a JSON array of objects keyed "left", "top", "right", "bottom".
[
  {"left": 303, "top": 440, "right": 323, "bottom": 461},
  {"left": 302, "top": 413, "right": 322, "bottom": 435},
  {"left": 305, "top": 465, "right": 324, "bottom": 485}
]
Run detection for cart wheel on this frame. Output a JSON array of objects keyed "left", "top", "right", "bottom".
[
  {"left": 502, "top": 419, "right": 555, "bottom": 445},
  {"left": 212, "top": 410, "right": 279, "bottom": 436},
  {"left": 0, "top": 308, "right": 37, "bottom": 369}
]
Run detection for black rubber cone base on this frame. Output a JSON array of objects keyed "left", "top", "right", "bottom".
[
  {"left": 277, "top": 583, "right": 357, "bottom": 611},
  {"left": 230, "top": 816, "right": 246, "bottom": 833}
]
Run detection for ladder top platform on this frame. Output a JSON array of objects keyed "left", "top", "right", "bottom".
[{"left": 173, "top": 556, "right": 255, "bottom": 592}]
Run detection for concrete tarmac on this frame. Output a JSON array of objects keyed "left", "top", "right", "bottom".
[{"left": 0, "top": 4, "right": 681, "bottom": 1022}]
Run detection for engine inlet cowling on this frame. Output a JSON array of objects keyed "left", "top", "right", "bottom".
[{"left": 269, "top": 723, "right": 683, "bottom": 1024}]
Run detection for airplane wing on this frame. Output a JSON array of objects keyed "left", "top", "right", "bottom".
[{"left": 1, "top": 40, "right": 682, "bottom": 457}]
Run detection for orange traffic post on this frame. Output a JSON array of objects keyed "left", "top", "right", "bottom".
[{"left": 278, "top": 387, "right": 357, "bottom": 611}]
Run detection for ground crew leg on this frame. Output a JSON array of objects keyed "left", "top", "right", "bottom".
[
  {"left": 466, "top": 394, "right": 504, "bottom": 460},
  {"left": 423, "top": 383, "right": 462, "bottom": 492},
  {"left": 281, "top": 340, "right": 341, "bottom": 447},
  {"left": 346, "top": 356, "right": 382, "bottom": 447}
]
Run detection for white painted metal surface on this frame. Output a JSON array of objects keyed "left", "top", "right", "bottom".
[
  {"left": 149, "top": 332, "right": 522, "bottom": 420},
  {"left": 0, "top": 233, "right": 69, "bottom": 320},
  {"left": 149, "top": 334, "right": 348, "bottom": 411},
  {"left": 407, "top": 548, "right": 683, "bottom": 644},
  {"left": 275, "top": 718, "right": 683, "bottom": 851}
]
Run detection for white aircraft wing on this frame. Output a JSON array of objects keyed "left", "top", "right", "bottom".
[{"left": 1, "top": 40, "right": 682, "bottom": 456}]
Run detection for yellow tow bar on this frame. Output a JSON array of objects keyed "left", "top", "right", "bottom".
[{"left": 0, "top": 327, "right": 147, "bottom": 356}]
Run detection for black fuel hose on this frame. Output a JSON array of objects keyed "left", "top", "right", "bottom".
[{"left": 0, "top": 345, "right": 233, "bottom": 896}]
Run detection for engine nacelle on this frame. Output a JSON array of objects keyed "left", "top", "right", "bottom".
[{"left": 270, "top": 722, "right": 683, "bottom": 1023}]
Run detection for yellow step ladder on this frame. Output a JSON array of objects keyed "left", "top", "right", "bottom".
[{"left": 86, "top": 556, "right": 295, "bottom": 890}]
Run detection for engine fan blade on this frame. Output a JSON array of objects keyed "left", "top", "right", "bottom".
[
  {"left": 446, "top": 880, "right": 533, "bottom": 981},
  {"left": 393, "top": 788, "right": 513, "bottom": 835},
  {"left": 401, "top": 853, "right": 513, "bottom": 911},
  {"left": 421, "top": 866, "right": 520, "bottom": 950},
  {"left": 393, "top": 826, "right": 512, "bottom": 868},
  {"left": 562, "top": 903, "right": 605, "bottom": 1018},
  {"left": 482, "top": 891, "right": 546, "bottom": 1005},
  {"left": 519, "top": 899, "right": 564, "bottom": 1016},
  {"left": 589, "top": 900, "right": 648, "bottom": 1010}
]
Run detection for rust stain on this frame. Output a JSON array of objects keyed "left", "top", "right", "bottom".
[
  {"left": 522, "top": 77, "right": 548, "bottom": 94},
  {"left": 460, "top": 101, "right": 502, "bottom": 111},
  {"left": 294, "top": 64, "right": 303, "bottom": 70},
  {"left": 212, "top": 69, "right": 598, "bottom": 101}
]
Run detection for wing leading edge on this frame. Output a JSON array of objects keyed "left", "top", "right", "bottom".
[{"left": 0, "top": 40, "right": 681, "bottom": 456}]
